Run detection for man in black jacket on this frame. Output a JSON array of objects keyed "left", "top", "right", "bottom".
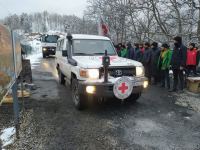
[
  {"left": 134, "top": 43, "right": 143, "bottom": 62},
  {"left": 150, "top": 42, "right": 161, "bottom": 84},
  {"left": 142, "top": 42, "right": 152, "bottom": 84},
  {"left": 127, "top": 42, "right": 135, "bottom": 59},
  {"left": 170, "top": 36, "right": 187, "bottom": 92}
]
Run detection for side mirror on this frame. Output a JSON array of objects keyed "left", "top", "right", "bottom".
[
  {"left": 62, "top": 50, "right": 68, "bottom": 57},
  {"left": 67, "top": 33, "right": 72, "bottom": 41}
]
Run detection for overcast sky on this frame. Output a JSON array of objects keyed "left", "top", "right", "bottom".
[{"left": 0, "top": 0, "right": 88, "bottom": 19}]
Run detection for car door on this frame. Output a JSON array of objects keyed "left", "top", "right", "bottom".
[
  {"left": 55, "top": 40, "right": 62, "bottom": 65},
  {"left": 59, "top": 40, "right": 71, "bottom": 84}
]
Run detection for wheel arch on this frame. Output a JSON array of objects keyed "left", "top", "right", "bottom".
[
  {"left": 56, "top": 63, "right": 60, "bottom": 70},
  {"left": 71, "top": 72, "right": 77, "bottom": 86}
]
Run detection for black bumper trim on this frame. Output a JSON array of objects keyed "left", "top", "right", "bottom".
[{"left": 78, "top": 81, "right": 143, "bottom": 97}]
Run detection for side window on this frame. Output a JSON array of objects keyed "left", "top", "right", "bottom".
[{"left": 61, "top": 39, "right": 68, "bottom": 57}]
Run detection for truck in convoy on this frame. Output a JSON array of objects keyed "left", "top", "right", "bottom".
[
  {"left": 55, "top": 34, "right": 148, "bottom": 110},
  {"left": 0, "top": 24, "right": 22, "bottom": 104},
  {"left": 40, "top": 34, "right": 60, "bottom": 58}
]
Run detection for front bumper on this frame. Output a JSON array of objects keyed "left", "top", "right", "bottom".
[
  {"left": 42, "top": 47, "right": 56, "bottom": 55},
  {"left": 78, "top": 77, "right": 147, "bottom": 97}
]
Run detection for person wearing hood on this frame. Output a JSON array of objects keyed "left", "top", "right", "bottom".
[
  {"left": 134, "top": 43, "right": 143, "bottom": 62},
  {"left": 127, "top": 42, "right": 135, "bottom": 60},
  {"left": 170, "top": 36, "right": 187, "bottom": 92},
  {"left": 186, "top": 43, "right": 197, "bottom": 76},
  {"left": 158, "top": 43, "right": 172, "bottom": 89},
  {"left": 142, "top": 42, "right": 152, "bottom": 83},
  {"left": 139, "top": 43, "right": 145, "bottom": 54},
  {"left": 120, "top": 44, "right": 128, "bottom": 58},
  {"left": 116, "top": 43, "right": 122, "bottom": 56},
  {"left": 150, "top": 42, "right": 161, "bottom": 84}
]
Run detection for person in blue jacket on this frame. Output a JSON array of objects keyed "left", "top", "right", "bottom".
[
  {"left": 134, "top": 43, "right": 143, "bottom": 62},
  {"left": 142, "top": 42, "right": 152, "bottom": 84},
  {"left": 127, "top": 42, "right": 135, "bottom": 59}
]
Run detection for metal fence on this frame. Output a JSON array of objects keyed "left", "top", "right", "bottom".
[{"left": 0, "top": 24, "right": 22, "bottom": 103}]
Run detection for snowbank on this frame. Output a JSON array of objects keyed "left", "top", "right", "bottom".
[
  {"left": 175, "top": 92, "right": 200, "bottom": 112},
  {"left": 0, "top": 127, "right": 15, "bottom": 149},
  {"left": 26, "top": 52, "right": 42, "bottom": 69}
]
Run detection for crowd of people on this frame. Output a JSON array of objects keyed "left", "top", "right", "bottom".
[{"left": 115, "top": 36, "right": 200, "bottom": 92}]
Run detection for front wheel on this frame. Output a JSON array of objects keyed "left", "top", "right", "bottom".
[
  {"left": 58, "top": 69, "right": 65, "bottom": 85},
  {"left": 71, "top": 78, "right": 85, "bottom": 110},
  {"left": 43, "top": 53, "right": 46, "bottom": 58},
  {"left": 126, "top": 93, "right": 141, "bottom": 103}
]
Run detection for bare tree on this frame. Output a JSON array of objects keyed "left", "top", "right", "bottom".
[
  {"left": 85, "top": 0, "right": 200, "bottom": 44},
  {"left": 3, "top": 11, "right": 97, "bottom": 35}
]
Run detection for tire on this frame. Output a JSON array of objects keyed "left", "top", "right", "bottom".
[
  {"left": 43, "top": 53, "right": 46, "bottom": 58},
  {"left": 71, "top": 78, "right": 85, "bottom": 110},
  {"left": 58, "top": 69, "right": 65, "bottom": 85},
  {"left": 126, "top": 93, "right": 141, "bottom": 103}
]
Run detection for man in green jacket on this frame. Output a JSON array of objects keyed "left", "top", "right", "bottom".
[
  {"left": 120, "top": 45, "right": 128, "bottom": 58},
  {"left": 158, "top": 43, "right": 172, "bottom": 89}
]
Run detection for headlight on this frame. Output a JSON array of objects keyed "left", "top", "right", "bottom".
[
  {"left": 143, "top": 81, "right": 148, "bottom": 88},
  {"left": 87, "top": 69, "right": 99, "bottom": 79},
  {"left": 43, "top": 48, "right": 47, "bottom": 51},
  {"left": 80, "top": 69, "right": 99, "bottom": 79},
  {"left": 136, "top": 66, "right": 144, "bottom": 76},
  {"left": 86, "top": 86, "right": 96, "bottom": 94}
]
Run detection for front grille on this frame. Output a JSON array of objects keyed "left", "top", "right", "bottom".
[
  {"left": 100, "top": 67, "right": 136, "bottom": 78},
  {"left": 46, "top": 47, "right": 56, "bottom": 51}
]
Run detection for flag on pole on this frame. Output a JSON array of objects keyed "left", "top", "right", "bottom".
[{"left": 98, "top": 17, "right": 109, "bottom": 37}]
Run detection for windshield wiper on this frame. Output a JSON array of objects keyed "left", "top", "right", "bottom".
[
  {"left": 92, "top": 52, "right": 104, "bottom": 55},
  {"left": 92, "top": 52, "right": 111, "bottom": 55},
  {"left": 92, "top": 52, "right": 115, "bottom": 55},
  {"left": 74, "top": 53, "right": 93, "bottom": 56}
]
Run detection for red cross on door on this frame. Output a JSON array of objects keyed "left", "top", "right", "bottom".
[{"left": 118, "top": 82, "right": 128, "bottom": 94}]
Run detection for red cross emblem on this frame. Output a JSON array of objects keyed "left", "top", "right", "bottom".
[{"left": 118, "top": 82, "right": 128, "bottom": 94}]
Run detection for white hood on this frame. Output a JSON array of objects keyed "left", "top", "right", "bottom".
[
  {"left": 72, "top": 56, "right": 142, "bottom": 68},
  {"left": 41, "top": 43, "right": 57, "bottom": 47}
]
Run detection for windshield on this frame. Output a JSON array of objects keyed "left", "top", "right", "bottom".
[
  {"left": 73, "top": 39, "right": 116, "bottom": 56},
  {"left": 41, "top": 35, "right": 59, "bottom": 43}
]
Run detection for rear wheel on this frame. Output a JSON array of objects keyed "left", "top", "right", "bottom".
[
  {"left": 58, "top": 69, "right": 65, "bottom": 85},
  {"left": 71, "top": 78, "right": 85, "bottom": 110}
]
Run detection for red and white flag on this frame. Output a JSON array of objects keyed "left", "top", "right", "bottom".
[{"left": 98, "top": 17, "right": 109, "bottom": 37}]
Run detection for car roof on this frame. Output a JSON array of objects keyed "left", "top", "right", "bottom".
[
  {"left": 57, "top": 34, "right": 110, "bottom": 41},
  {"left": 73, "top": 34, "right": 110, "bottom": 40}
]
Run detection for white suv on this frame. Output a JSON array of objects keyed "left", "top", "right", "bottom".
[{"left": 56, "top": 34, "right": 148, "bottom": 110}]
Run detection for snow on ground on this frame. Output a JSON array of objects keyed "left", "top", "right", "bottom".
[
  {"left": 26, "top": 52, "right": 42, "bottom": 69},
  {"left": 175, "top": 92, "right": 200, "bottom": 112},
  {"left": 26, "top": 41, "right": 42, "bottom": 69},
  {"left": 0, "top": 127, "right": 15, "bottom": 149}
]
